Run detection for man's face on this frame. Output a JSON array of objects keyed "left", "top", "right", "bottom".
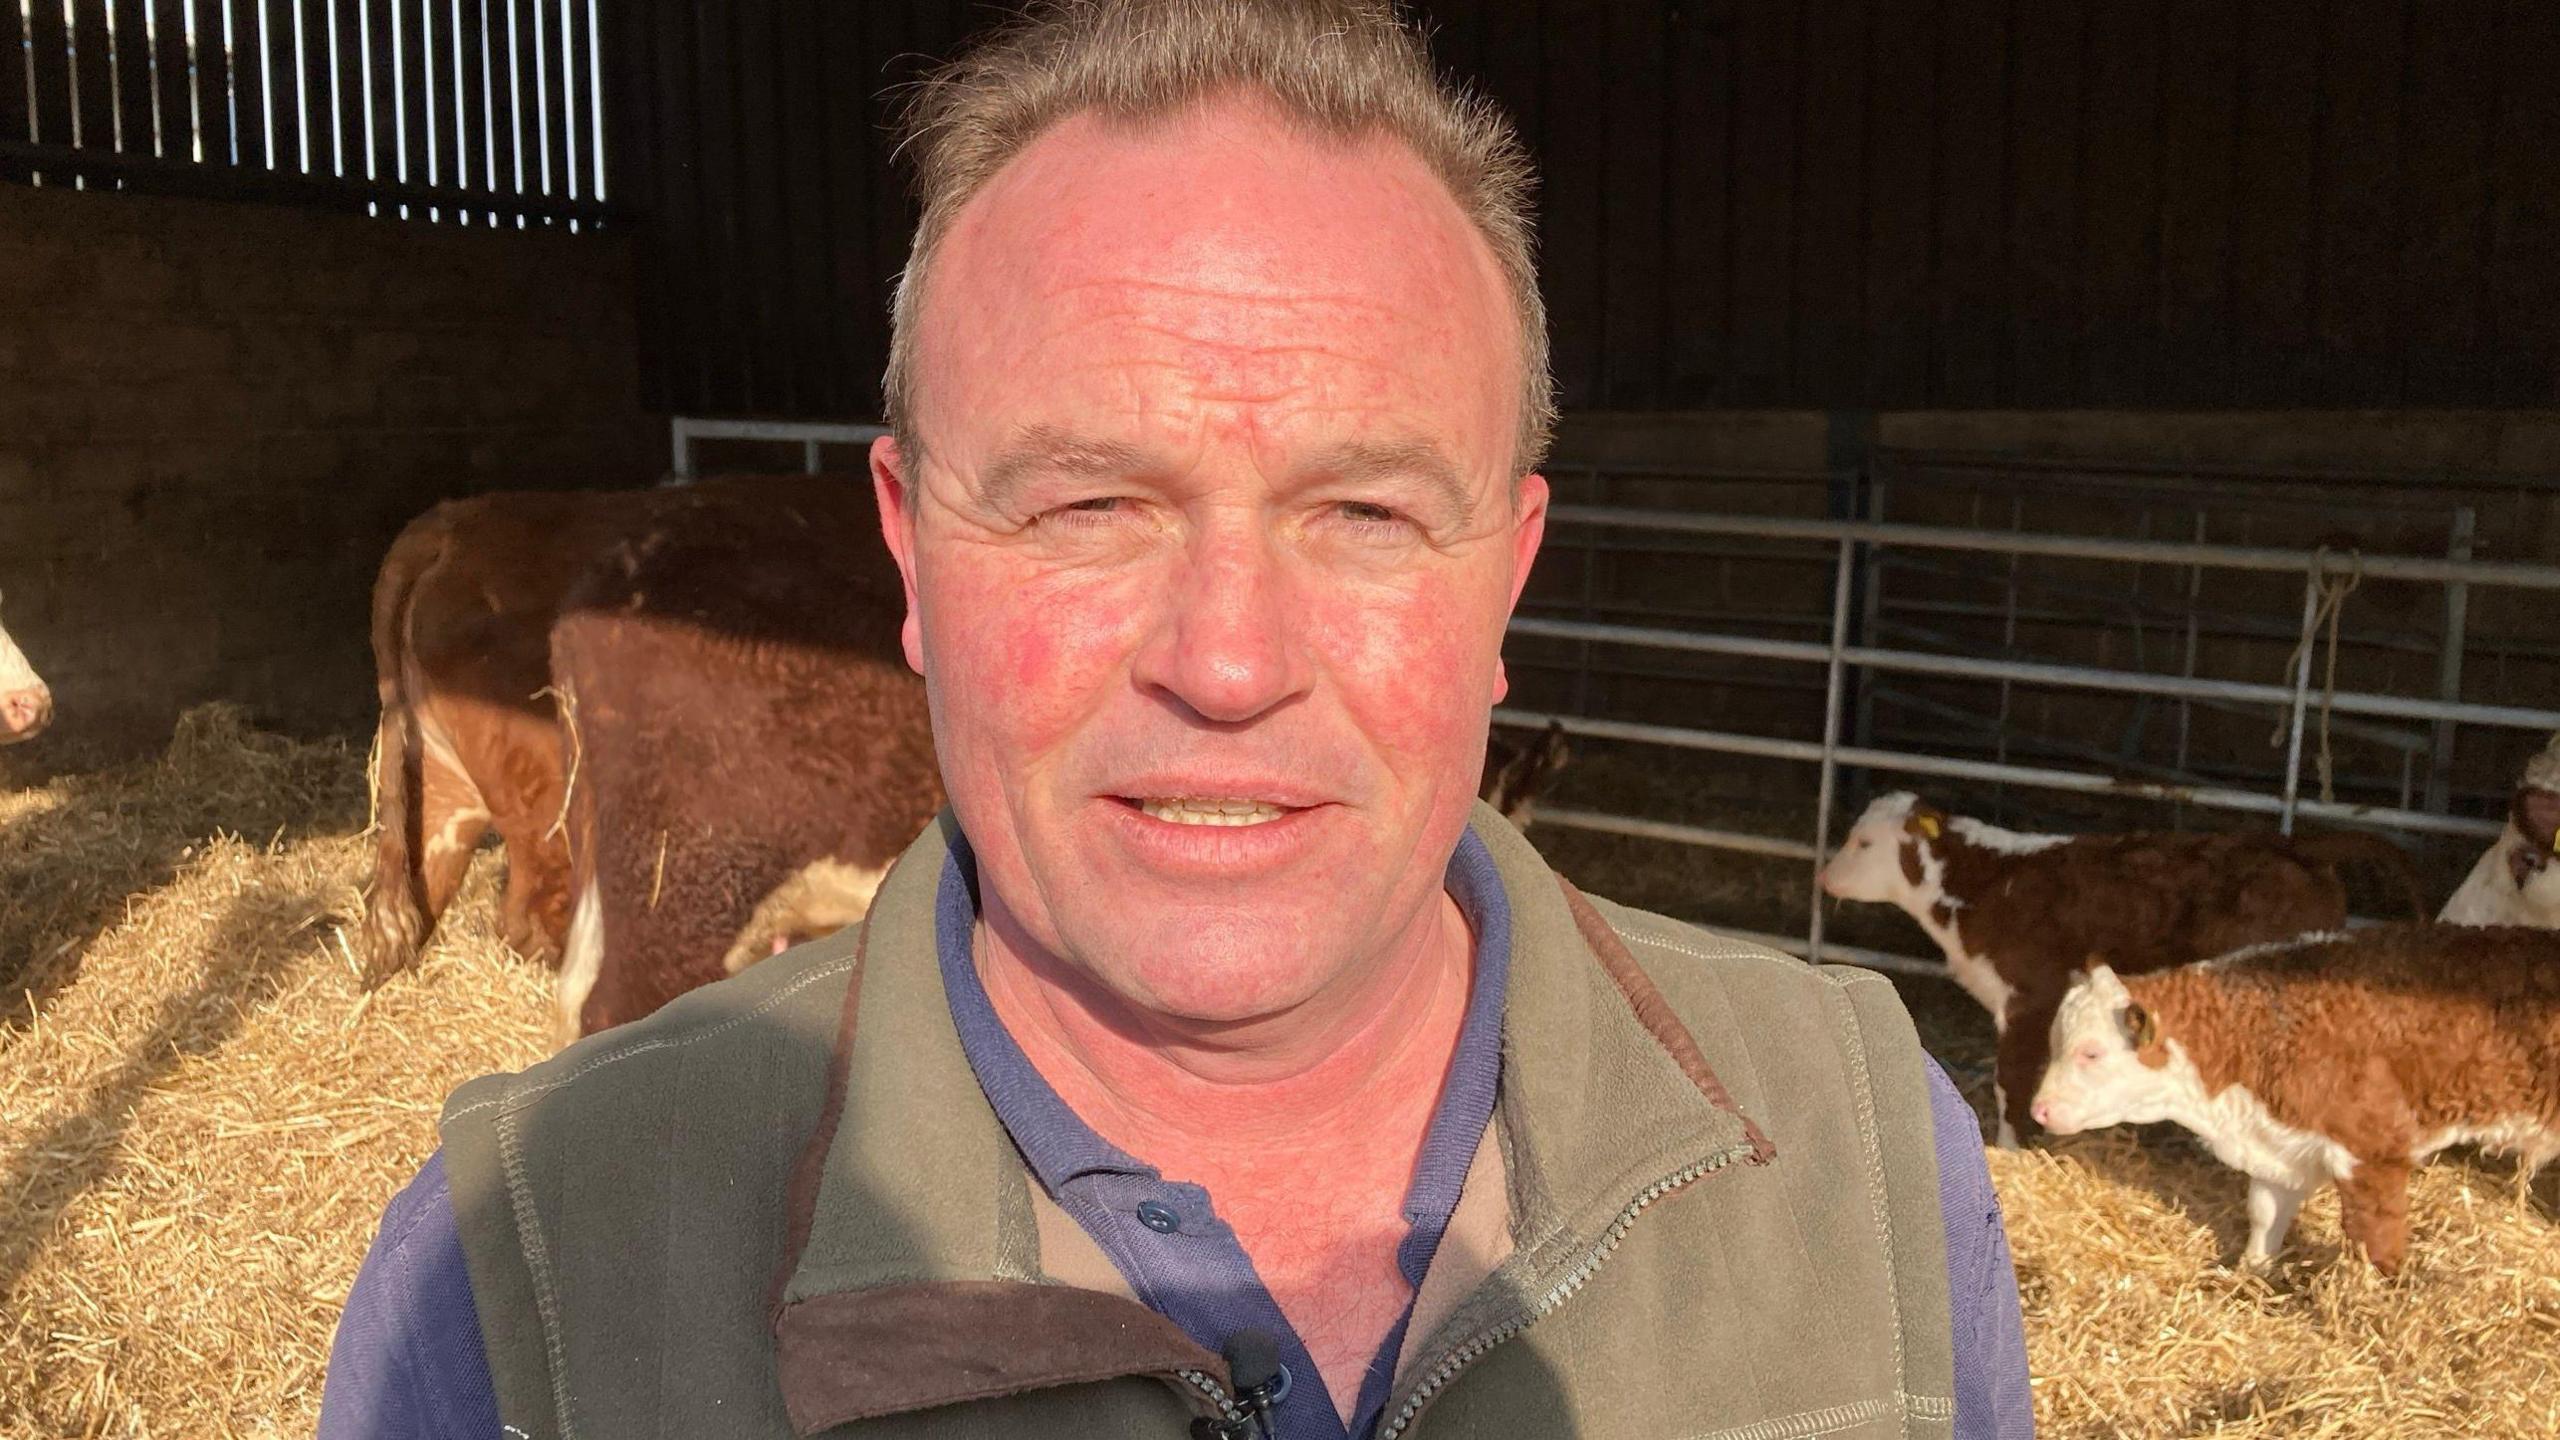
[{"left": 875, "top": 98, "right": 1547, "bottom": 1024}]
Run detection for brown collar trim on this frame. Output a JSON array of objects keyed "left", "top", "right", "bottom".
[
  {"left": 1557, "top": 878, "right": 1778, "bottom": 1166},
  {"left": 773, "top": 1280, "right": 1224, "bottom": 1435},
  {"left": 766, "top": 844, "right": 911, "bottom": 1321}
]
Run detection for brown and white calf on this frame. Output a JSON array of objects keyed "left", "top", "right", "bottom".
[
  {"left": 362, "top": 475, "right": 869, "bottom": 983},
  {"left": 1481, "top": 720, "right": 1570, "bottom": 829},
  {"left": 0, "top": 590, "right": 51, "bottom": 744},
  {"left": 546, "top": 478, "right": 946, "bottom": 1040},
  {"left": 2032, "top": 927, "right": 2560, "bottom": 1273},
  {"left": 362, "top": 489, "right": 627, "bottom": 979},
  {"left": 2439, "top": 734, "right": 2560, "bottom": 929},
  {"left": 1818, "top": 791, "right": 2428, "bottom": 1146}
]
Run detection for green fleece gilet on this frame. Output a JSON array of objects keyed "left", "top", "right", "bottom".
[{"left": 441, "top": 806, "right": 1955, "bottom": 1438}]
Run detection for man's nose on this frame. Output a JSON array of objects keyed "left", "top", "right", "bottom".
[{"left": 1132, "top": 532, "right": 1307, "bottom": 724}]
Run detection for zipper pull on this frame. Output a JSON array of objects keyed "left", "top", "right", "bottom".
[{"left": 1191, "top": 1330, "right": 1288, "bottom": 1439}]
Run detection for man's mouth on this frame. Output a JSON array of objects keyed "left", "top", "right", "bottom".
[{"left": 1135, "top": 796, "right": 1289, "bottom": 827}]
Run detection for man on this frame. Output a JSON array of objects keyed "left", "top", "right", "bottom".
[{"left": 321, "top": 3, "right": 2034, "bottom": 1437}]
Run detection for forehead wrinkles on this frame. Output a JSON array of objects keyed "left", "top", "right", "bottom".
[{"left": 1047, "top": 277, "right": 1448, "bottom": 406}]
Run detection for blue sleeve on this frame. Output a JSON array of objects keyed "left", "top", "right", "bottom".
[
  {"left": 318, "top": 1151, "right": 503, "bottom": 1440},
  {"left": 1927, "top": 1059, "right": 2036, "bottom": 1439}
]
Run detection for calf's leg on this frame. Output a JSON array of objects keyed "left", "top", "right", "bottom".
[
  {"left": 2240, "top": 1177, "right": 2310, "bottom": 1269},
  {"left": 496, "top": 830, "right": 572, "bottom": 967},
  {"left": 1992, "top": 991, "right": 2059, "bottom": 1149}
]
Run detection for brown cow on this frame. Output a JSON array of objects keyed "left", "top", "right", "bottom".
[
  {"left": 0, "top": 589, "right": 51, "bottom": 743},
  {"left": 362, "top": 476, "right": 834, "bottom": 981},
  {"left": 2034, "top": 925, "right": 2560, "bottom": 1273},
  {"left": 545, "top": 479, "right": 944, "bottom": 1039},
  {"left": 1819, "top": 791, "right": 2429, "bottom": 1146}
]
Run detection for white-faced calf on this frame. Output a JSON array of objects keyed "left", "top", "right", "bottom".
[
  {"left": 1819, "top": 791, "right": 2427, "bottom": 1145},
  {"left": 2032, "top": 926, "right": 2560, "bottom": 1273},
  {"left": 0, "top": 589, "right": 51, "bottom": 744},
  {"left": 2439, "top": 733, "right": 2560, "bottom": 929}
]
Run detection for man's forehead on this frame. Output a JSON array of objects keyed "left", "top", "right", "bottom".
[{"left": 917, "top": 100, "right": 1516, "bottom": 415}]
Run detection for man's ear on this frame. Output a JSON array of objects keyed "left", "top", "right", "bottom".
[
  {"left": 1493, "top": 472, "right": 1551, "bottom": 704},
  {"left": 871, "top": 433, "right": 927, "bottom": 677}
]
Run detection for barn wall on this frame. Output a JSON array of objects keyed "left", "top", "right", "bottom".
[
  {"left": 0, "top": 183, "right": 658, "bottom": 751},
  {"left": 620, "top": 0, "right": 2560, "bottom": 422}
]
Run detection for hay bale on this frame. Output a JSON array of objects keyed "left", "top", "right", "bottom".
[
  {"left": 0, "top": 707, "right": 2553, "bottom": 1437},
  {"left": 0, "top": 707, "right": 549, "bottom": 1436},
  {"left": 1992, "top": 1131, "right": 2560, "bottom": 1438}
]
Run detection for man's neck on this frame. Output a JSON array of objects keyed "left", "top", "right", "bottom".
[{"left": 973, "top": 891, "right": 1478, "bottom": 1171}]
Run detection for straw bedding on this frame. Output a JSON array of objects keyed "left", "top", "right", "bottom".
[{"left": 0, "top": 710, "right": 2553, "bottom": 1437}]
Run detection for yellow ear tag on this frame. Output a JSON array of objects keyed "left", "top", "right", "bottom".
[{"left": 1914, "top": 814, "right": 1942, "bottom": 840}]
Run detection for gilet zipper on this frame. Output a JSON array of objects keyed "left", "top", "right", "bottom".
[
  {"left": 1373, "top": 1144, "right": 1750, "bottom": 1440},
  {"left": 1175, "top": 1367, "right": 1249, "bottom": 1432}
]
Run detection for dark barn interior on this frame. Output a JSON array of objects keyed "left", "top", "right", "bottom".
[{"left": 4, "top": 1, "right": 2552, "bottom": 790}]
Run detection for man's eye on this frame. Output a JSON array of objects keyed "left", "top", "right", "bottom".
[
  {"left": 1328, "top": 501, "right": 1415, "bottom": 541},
  {"left": 1044, "top": 497, "right": 1127, "bottom": 525}
]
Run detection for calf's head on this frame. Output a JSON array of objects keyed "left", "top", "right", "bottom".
[
  {"left": 1818, "top": 791, "right": 1948, "bottom": 909},
  {"left": 0, "top": 591, "right": 50, "bottom": 745},
  {"left": 1480, "top": 720, "right": 1569, "bottom": 827},
  {"left": 2031, "top": 962, "right": 2185, "bottom": 1134},
  {"left": 2509, "top": 785, "right": 2560, "bottom": 891}
]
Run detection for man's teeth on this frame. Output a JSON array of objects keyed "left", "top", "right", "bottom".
[{"left": 1139, "top": 797, "right": 1286, "bottom": 826}]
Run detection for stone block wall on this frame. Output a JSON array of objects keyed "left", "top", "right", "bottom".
[{"left": 0, "top": 183, "right": 660, "bottom": 750}]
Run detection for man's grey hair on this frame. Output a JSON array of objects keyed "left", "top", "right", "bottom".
[{"left": 886, "top": 0, "right": 1553, "bottom": 479}]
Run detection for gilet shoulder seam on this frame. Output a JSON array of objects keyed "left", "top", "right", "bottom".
[
  {"left": 446, "top": 953, "right": 858, "bottom": 1124},
  {"left": 1611, "top": 917, "right": 1842, "bottom": 985}
]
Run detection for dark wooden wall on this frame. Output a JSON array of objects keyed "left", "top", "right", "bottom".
[{"left": 615, "top": 0, "right": 2560, "bottom": 421}]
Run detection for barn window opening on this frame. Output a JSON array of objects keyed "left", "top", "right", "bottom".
[{"left": 1, "top": 0, "right": 613, "bottom": 227}]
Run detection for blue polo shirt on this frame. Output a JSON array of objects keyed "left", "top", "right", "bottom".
[
  {"left": 934, "top": 830, "right": 1513, "bottom": 1439},
  {"left": 320, "top": 839, "right": 2035, "bottom": 1439}
]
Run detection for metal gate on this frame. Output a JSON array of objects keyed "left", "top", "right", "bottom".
[{"left": 1501, "top": 458, "right": 2560, "bottom": 979}]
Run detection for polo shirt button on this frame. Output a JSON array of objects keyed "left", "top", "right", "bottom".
[{"left": 1136, "top": 1200, "right": 1182, "bottom": 1234}]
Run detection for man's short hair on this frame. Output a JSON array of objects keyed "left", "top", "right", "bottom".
[{"left": 887, "top": 0, "right": 1554, "bottom": 479}]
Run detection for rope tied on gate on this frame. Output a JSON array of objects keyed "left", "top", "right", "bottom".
[{"left": 2268, "top": 546, "right": 2364, "bottom": 804}]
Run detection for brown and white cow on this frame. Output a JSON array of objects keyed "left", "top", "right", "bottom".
[
  {"left": 2439, "top": 734, "right": 2560, "bottom": 929},
  {"left": 363, "top": 487, "right": 668, "bottom": 980},
  {"left": 362, "top": 475, "right": 851, "bottom": 982},
  {"left": 544, "top": 477, "right": 947, "bottom": 1040},
  {"left": 1818, "top": 791, "right": 2429, "bottom": 1146},
  {"left": 0, "top": 589, "right": 52, "bottom": 744},
  {"left": 2032, "top": 926, "right": 2560, "bottom": 1273}
]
